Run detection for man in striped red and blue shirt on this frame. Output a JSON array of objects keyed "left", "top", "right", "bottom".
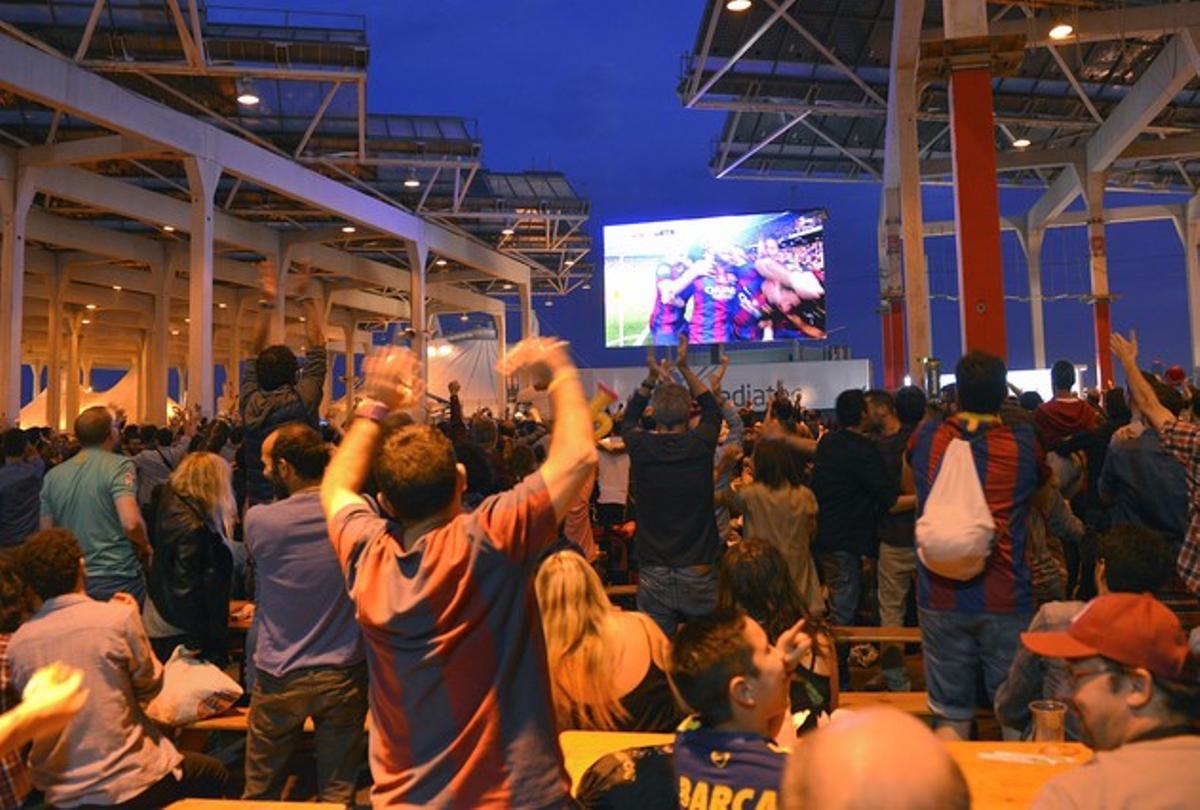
[
  {"left": 907, "top": 351, "right": 1046, "bottom": 738},
  {"left": 321, "top": 339, "right": 597, "bottom": 808}
]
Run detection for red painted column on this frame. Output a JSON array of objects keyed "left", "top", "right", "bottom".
[
  {"left": 881, "top": 301, "right": 906, "bottom": 389},
  {"left": 948, "top": 65, "right": 1007, "bottom": 360}
]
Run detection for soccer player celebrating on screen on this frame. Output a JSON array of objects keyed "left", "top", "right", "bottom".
[
  {"left": 730, "top": 257, "right": 768, "bottom": 342},
  {"left": 682, "top": 247, "right": 739, "bottom": 344},
  {"left": 649, "top": 261, "right": 688, "bottom": 346}
]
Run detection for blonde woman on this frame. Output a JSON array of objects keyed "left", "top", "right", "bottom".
[
  {"left": 535, "top": 551, "right": 682, "bottom": 732},
  {"left": 145, "top": 451, "right": 236, "bottom": 665}
]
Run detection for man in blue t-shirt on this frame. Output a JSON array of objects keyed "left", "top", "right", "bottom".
[
  {"left": 243, "top": 423, "right": 366, "bottom": 805},
  {"left": 0, "top": 428, "right": 44, "bottom": 546},
  {"left": 669, "top": 609, "right": 810, "bottom": 809}
]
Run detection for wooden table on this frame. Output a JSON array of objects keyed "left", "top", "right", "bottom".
[
  {"left": 166, "top": 801, "right": 341, "bottom": 809},
  {"left": 558, "top": 732, "right": 1090, "bottom": 807}
]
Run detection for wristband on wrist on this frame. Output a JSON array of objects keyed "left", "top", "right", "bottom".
[
  {"left": 355, "top": 398, "right": 391, "bottom": 423},
  {"left": 547, "top": 371, "right": 580, "bottom": 395}
]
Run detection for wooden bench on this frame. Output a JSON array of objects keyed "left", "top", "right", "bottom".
[
  {"left": 833, "top": 626, "right": 921, "bottom": 644},
  {"left": 604, "top": 584, "right": 638, "bottom": 599},
  {"left": 175, "top": 707, "right": 314, "bottom": 752},
  {"left": 839, "top": 690, "right": 993, "bottom": 720},
  {"left": 166, "top": 801, "right": 341, "bottom": 809}
]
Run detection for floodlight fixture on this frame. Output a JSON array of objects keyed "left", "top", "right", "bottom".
[
  {"left": 1012, "top": 137, "right": 1032, "bottom": 149},
  {"left": 1049, "top": 23, "right": 1074, "bottom": 40},
  {"left": 726, "top": 0, "right": 752, "bottom": 11}
]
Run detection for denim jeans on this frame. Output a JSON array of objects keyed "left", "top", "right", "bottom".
[
  {"left": 919, "top": 607, "right": 1031, "bottom": 724},
  {"left": 637, "top": 565, "right": 718, "bottom": 637},
  {"left": 85, "top": 571, "right": 146, "bottom": 608},
  {"left": 243, "top": 662, "right": 369, "bottom": 806},
  {"left": 818, "top": 551, "right": 862, "bottom": 627},
  {"left": 877, "top": 545, "right": 917, "bottom": 691}
]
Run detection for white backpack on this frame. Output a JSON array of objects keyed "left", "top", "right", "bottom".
[{"left": 915, "top": 438, "right": 996, "bottom": 581}]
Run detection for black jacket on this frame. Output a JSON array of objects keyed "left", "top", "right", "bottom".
[{"left": 148, "top": 485, "right": 233, "bottom": 665}]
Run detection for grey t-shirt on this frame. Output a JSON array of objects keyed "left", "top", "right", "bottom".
[
  {"left": 40, "top": 449, "right": 138, "bottom": 578},
  {"left": 1032, "top": 735, "right": 1200, "bottom": 809},
  {"left": 244, "top": 489, "right": 363, "bottom": 678}
]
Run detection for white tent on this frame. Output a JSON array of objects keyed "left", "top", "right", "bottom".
[{"left": 20, "top": 369, "right": 180, "bottom": 429}]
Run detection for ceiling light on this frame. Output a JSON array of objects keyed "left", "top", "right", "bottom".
[
  {"left": 726, "top": 0, "right": 752, "bottom": 11},
  {"left": 435, "top": 258, "right": 447, "bottom": 267},
  {"left": 81, "top": 318, "right": 91, "bottom": 325},
  {"left": 341, "top": 225, "right": 357, "bottom": 234},
  {"left": 544, "top": 299, "right": 554, "bottom": 307},
  {"left": 1048, "top": 23, "right": 1074, "bottom": 41},
  {"left": 112, "top": 285, "right": 122, "bottom": 291},
  {"left": 235, "top": 79, "right": 260, "bottom": 106},
  {"left": 501, "top": 226, "right": 515, "bottom": 236},
  {"left": 403, "top": 170, "right": 421, "bottom": 189},
  {"left": 162, "top": 224, "right": 175, "bottom": 232},
  {"left": 85, "top": 304, "right": 97, "bottom": 310},
  {"left": 170, "top": 329, "right": 180, "bottom": 336},
  {"left": 582, "top": 283, "right": 592, "bottom": 290},
  {"left": 218, "top": 302, "right": 228, "bottom": 309},
  {"left": 438, "top": 344, "right": 453, "bottom": 357},
  {"left": 503, "top": 283, "right": 514, "bottom": 290},
  {"left": 1012, "top": 137, "right": 1032, "bottom": 149},
  {"left": 459, "top": 314, "right": 469, "bottom": 322},
  {"left": 184, "top": 317, "right": 190, "bottom": 323},
  {"left": 299, "top": 315, "right": 307, "bottom": 322}
]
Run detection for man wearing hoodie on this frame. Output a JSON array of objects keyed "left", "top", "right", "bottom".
[{"left": 1035, "top": 360, "right": 1100, "bottom": 450}]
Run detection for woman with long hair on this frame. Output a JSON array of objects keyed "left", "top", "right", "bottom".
[
  {"left": 534, "top": 551, "right": 682, "bottom": 732},
  {"left": 717, "top": 438, "right": 823, "bottom": 616},
  {"left": 145, "top": 452, "right": 235, "bottom": 665},
  {"left": 717, "top": 538, "right": 837, "bottom": 731}
]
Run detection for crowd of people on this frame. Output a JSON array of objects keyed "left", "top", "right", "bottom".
[{"left": 0, "top": 306, "right": 1197, "bottom": 807}]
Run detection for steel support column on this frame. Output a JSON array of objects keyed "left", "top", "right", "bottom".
[
  {"left": 1084, "top": 171, "right": 1113, "bottom": 387},
  {"left": 519, "top": 284, "right": 534, "bottom": 341},
  {"left": 0, "top": 165, "right": 38, "bottom": 421},
  {"left": 405, "top": 240, "right": 428, "bottom": 422},
  {"left": 1181, "top": 199, "right": 1200, "bottom": 374},
  {"left": 1018, "top": 226, "right": 1048, "bottom": 370},
  {"left": 184, "top": 157, "right": 221, "bottom": 417},
  {"left": 494, "top": 311, "right": 507, "bottom": 412},
  {"left": 65, "top": 310, "right": 83, "bottom": 425},
  {"left": 146, "top": 258, "right": 170, "bottom": 426},
  {"left": 879, "top": 190, "right": 906, "bottom": 389},
  {"left": 341, "top": 319, "right": 356, "bottom": 408},
  {"left": 45, "top": 259, "right": 65, "bottom": 429},
  {"left": 944, "top": 0, "right": 1006, "bottom": 359}
]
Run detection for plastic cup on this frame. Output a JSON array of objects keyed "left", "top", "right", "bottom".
[{"left": 1029, "top": 699, "right": 1067, "bottom": 745}]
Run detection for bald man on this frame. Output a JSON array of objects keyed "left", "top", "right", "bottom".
[{"left": 782, "top": 708, "right": 970, "bottom": 810}]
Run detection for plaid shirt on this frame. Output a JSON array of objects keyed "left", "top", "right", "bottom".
[
  {"left": 0, "top": 635, "right": 31, "bottom": 810},
  {"left": 1161, "top": 419, "right": 1200, "bottom": 595}
]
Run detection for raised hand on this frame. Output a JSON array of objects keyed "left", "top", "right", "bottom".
[
  {"left": 361, "top": 347, "right": 424, "bottom": 412},
  {"left": 776, "top": 618, "right": 816, "bottom": 673},
  {"left": 675, "top": 333, "right": 690, "bottom": 368},
  {"left": 449, "top": 380, "right": 461, "bottom": 396},
  {"left": 18, "top": 663, "right": 88, "bottom": 743},
  {"left": 708, "top": 349, "right": 729, "bottom": 393},
  {"left": 1110, "top": 331, "right": 1138, "bottom": 368},
  {"left": 501, "top": 337, "right": 573, "bottom": 390}
]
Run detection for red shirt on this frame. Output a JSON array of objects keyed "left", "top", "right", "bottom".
[{"left": 330, "top": 474, "right": 569, "bottom": 808}]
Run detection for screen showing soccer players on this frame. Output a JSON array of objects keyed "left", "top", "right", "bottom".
[{"left": 602, "top": 210, "right": 827, "bottom": 347}]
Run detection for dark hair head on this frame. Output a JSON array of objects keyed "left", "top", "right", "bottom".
[
  {"left": 121, "top": 424, "right": 141, "bottom": 442},
  {"left": 2, "top": 428, "right": 28, "bottom": 458},
  {"left": 894, "top": 386, "right": 928, "bottom": 426},
  {"left": 373, "top": 425, "right": 459, "bottom": 522},
  {"left": 0, "top": 556, "right": 30, "bottom": 633},
  {"left": 772, "top": 398, "right": 796, "bottom": 423},
  {"left": 650, "top": 383, "right": 691, "bottom": 429},
  {"left": 19, "top": 529, "right": 82, "bottom": 601},
  {"left": 1104, "top": 388, "right": 1131, "bottom": 424},
  {"left": 229, "top": 426, "right": 244, "bottom": 445},
  {"left": 752, "top": 439, "right": 803, "bottom": 490},
  {"left": 1019, "top": 391, "right": 1044, "bottom": 412},
  {"left": 955, "top": 351, "right": 1007, "bottom": 414},
  {"left": 469, "top": 416, "right": 498, "bottom": 449},
  {"left": 454, "top": 441, "right": 495, "bottom": 496},
  {"left": 74, "top": 406, "right": 114, "bottom": 447},
  {"left": 1099, "top": 525, "right": 1174, "bottom": 594},
  {"left": 1051, "top": 360, "right": 1077, "bottom": 392},
  {"left": 1140, "top": 372, "right": 1184, "bottom": 418},
  {"left": 506, "top": 443, "right": 537, "bottom": 482},
  {"left": 669, "top": 609, "right": 755, "bottom": 726},
  {"left": 138, "top": 425, "right": 158, "bottom": 445},
  {"left": 268, "top": 423, "right": 329, "bottom": 481},
  {"left": 156, "top": 428, "right": 175, "bottom": 447},
  {"left": 835, "top": 389, "right": 867, "bottom": 428},
  {"left": 865, "top": 389, "right": 894, "bottom": 413},
  {"left": 255, "top": 345, "right": 300, "bottom": 392},
  {"left": 717, "top": 538, "right": 811, "bottom": 644}
]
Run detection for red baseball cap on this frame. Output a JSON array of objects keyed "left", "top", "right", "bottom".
[
  {"left": 1165, "top": 365, "right": 1188, "bottom": 386},
  {"left": 1022, "top": 593, "right": 1191, "bottom": 680}
]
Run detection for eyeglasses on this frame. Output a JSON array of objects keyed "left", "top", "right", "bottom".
[{"left": 1067, "top": 663, "right": 1111, "bottom": 688}]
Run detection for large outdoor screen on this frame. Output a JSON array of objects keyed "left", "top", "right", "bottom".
[{"left": 603, "top": 210, "right": 827, "bottom": 347}]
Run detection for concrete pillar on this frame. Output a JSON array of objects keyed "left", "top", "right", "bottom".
[
  {"left": 341, "top": 319, "right": 357, "bottom": 407},
  {"left": 1179, "top": 201, "right": 1200, "bottom": 375},
  {"left": 45, "top": 260, "right": 65, "bottom": 430},
  {"left": 944, "top": 0, "right": 1006, "bottom": 360},
  {"left": 879, "top": 190, "right": 906, "bottom": 389},
  {"left": 184, "top": 157, "right": 221, "bottom": 418},
  {"left": 493, "top": 310, "right": 507, "bottom": 412},
  {"left": 65, "top": 310, "right": 84, "bottom": 427},
  {"left": 1018, "top": 226, "right": 1048, "bottom": 370},
  {"left": 405, "top": 240, "right": 429, "bottom": 421},
  {"left": 145, "top": 258, "right": 170, "bottom": 426},
  {"left": 1084, "top": 171, "right": 1113, "bottom": 387},
  {"left": 229, "top": 294, "right": 246, "bottom": 401},
  {"left": 0, "top": 164, "right": 39, "bottom": 421},
  {"left": 519, "top": 283, "right": 534, "bottom": 341}
]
